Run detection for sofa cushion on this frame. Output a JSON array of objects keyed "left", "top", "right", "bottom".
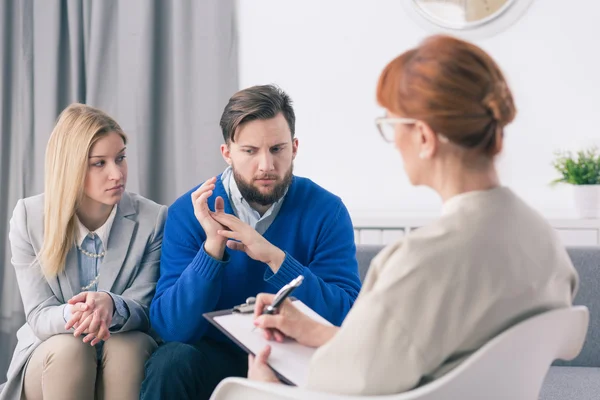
[
  {"left": 552, "top": 247, "right": 600, "bottom": 368},
  {"left": 356, "top": 244, "right": 384, "bottom": 282},
  {"left": 540, "top": 366, "right": 600, "bottom": 400}
]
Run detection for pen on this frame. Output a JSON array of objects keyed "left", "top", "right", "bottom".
[
  {"left": 251, "top": 275, "right": 304, "bottom": 332},
  {"left": 263, "top": 275, "right": 304, "bottom": 315}
]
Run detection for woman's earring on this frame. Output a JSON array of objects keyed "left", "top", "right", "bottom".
[{"left": 419, "top": 152, "right": 426, "bottom": 159}]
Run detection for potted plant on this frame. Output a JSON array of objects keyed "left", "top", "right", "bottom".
[{"left": 552, "top": 147, "right": 600, "bottom": 218}]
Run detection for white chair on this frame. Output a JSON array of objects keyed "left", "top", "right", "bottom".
[{"left": 211, "top": 306, "right": 589, "bottom": 400}]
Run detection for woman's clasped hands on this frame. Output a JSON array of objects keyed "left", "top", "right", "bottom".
[{"left": 64, "top": 291, "right": 115, "bottom": 346}]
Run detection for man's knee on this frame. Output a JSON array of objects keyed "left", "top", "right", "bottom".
[
  {"left": 141, "top": 342, "right": 205, "bottom": 399},
  {"left": 144, "top": 342, "right": 203, "bottom": 377}
]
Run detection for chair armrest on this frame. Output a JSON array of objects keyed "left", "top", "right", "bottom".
[{"left": 211, "top": 377, "right": 355, "bottom": 400}]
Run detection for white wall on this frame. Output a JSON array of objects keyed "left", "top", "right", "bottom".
[{"left": 237, "top": 0, "right": 600, "bottom": 217}]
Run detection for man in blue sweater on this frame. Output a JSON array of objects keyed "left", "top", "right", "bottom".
[{"left": 140, "top": 84, "right": 361, "bottom": 400}]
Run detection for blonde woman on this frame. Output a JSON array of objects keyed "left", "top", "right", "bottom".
[{"left": 0, "top": 103, "right": 166, "bottom": 400}]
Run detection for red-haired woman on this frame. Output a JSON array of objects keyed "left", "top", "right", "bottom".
[{"left": 246, "top": 35, "right": 579, "bottom": 396}]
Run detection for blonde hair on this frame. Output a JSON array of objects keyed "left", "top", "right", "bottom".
[{"left": 40, "top": 103, "right": 127, "bottom": 277}]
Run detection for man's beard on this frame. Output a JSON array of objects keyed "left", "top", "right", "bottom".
[{"left": 233, "top": 164, "right": 294, "bottom": 206}]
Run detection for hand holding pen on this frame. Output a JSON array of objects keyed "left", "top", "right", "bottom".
[
  {"left": 251, "top": 275, "right": 303, "bottom": 336},
  {"left": 251, "top": 275, "right": 302, "bottom": 339},
  {"left": 253, "top": 276, "right": 336, "bottom": 348}
]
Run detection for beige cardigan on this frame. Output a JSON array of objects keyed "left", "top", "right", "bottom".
[{"left": 307, "top": 187, "right": 578, "bottom": 396}]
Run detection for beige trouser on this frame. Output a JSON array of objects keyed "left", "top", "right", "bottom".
[{"left": 22, "top": 331, "right": 157, "bottom": 400}]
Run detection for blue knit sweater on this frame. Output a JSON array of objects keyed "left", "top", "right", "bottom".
[{"left": 150, "top": 175, "right": 362, "bottom": 344}]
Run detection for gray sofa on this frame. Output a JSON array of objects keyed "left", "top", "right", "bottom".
[
  {"left": 2, "top": 246, "right": 597, "bottom": 398},
  {"left": 356, "top": 245, "right": 600, "bottom": 400}
]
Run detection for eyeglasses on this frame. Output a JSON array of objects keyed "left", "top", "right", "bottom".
[
  {"left": 375, "top": 117, "right": 418, "bottom": 143},
  {"left": 375, "top": 116, "right": 451, "bottom": 144}
]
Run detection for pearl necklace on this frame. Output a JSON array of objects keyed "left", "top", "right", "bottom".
[
  {"left": 77, "top": 240, "right": 104, "bottom": 291},
  {"left": 81, "top": 275, "right": 100, "bottom": 291},
  {"left": 77, "top": 244, "right": 106, "bottom": 258}
]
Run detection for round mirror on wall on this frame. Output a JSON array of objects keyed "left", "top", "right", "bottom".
[{"left": 403, "top": 0, "right": 535, "bottom": 39}]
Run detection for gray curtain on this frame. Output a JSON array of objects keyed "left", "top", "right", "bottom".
[{"left": 0, "top": 0, "right": 237, "bottom": 381}]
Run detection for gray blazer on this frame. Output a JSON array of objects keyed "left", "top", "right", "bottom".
[{"left": 0, "top": 191, "right": 167, "bottom": 400}]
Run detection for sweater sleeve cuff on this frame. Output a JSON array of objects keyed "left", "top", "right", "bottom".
[
  {"left": 264, "top": 252, "right": 306, "bottom": 289},
  {"left": 191, "top": 242, "right": 230, "bottom": 280}
]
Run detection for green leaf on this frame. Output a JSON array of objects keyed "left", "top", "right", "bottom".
[{"left": 550, "top": 147, "right": 600, "bottom": 185}]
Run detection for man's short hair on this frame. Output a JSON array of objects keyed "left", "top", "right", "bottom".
[{"left": 219, "top": 84, "right": 296, "bottom": 143}]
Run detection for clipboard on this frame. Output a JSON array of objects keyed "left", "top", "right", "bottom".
[{"left": 203, "top": 300, "right": 332, "bottom": 387}]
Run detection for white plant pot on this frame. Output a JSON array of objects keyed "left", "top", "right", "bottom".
[{"left": 573, "top": 185, "right": 600, "bottom": 218}]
